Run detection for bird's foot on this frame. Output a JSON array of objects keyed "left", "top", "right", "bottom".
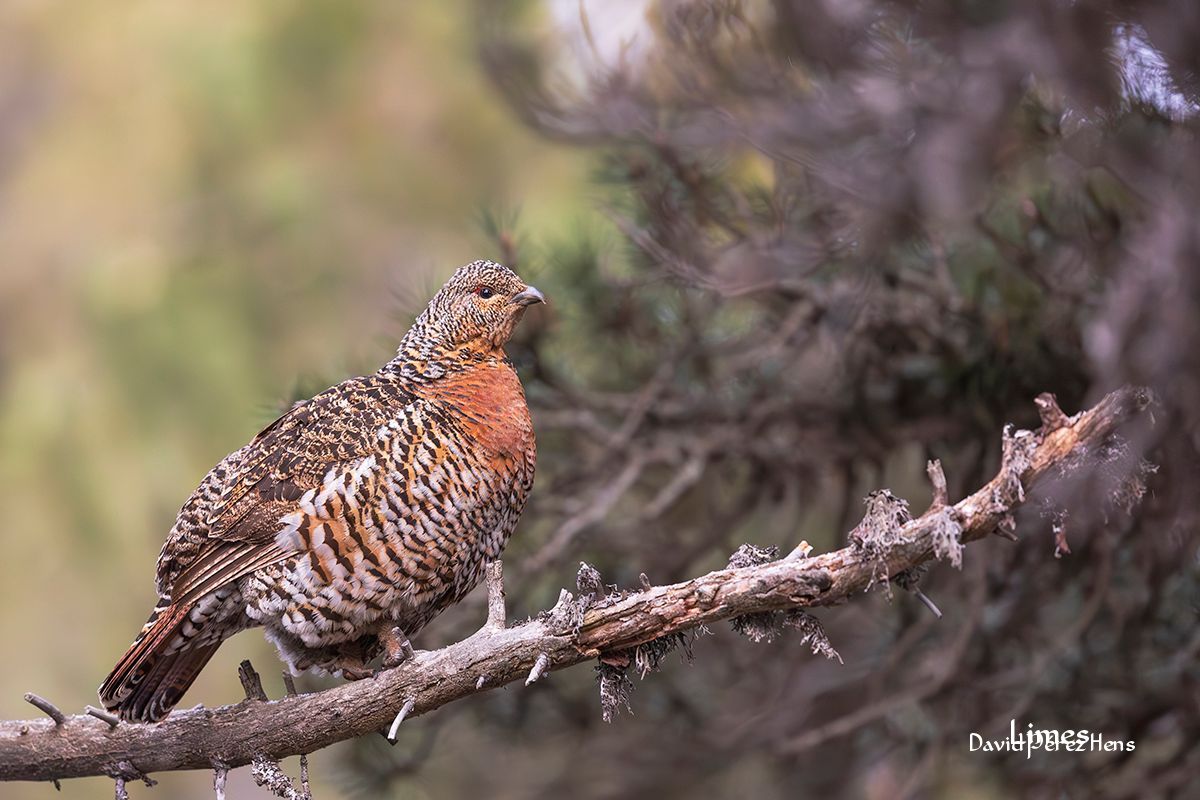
[
  {"left": 332, "top": 645, "right": 377, "bottom": 681},
  {"left": 339, "top": 664, "right": 374, "bottom": 681},
  {"left": 378, "top": 626, "right": 416, "bottom": 670}
]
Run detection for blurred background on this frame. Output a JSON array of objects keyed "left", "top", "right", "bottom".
[{"left": 1, "top": 1, "right": 1197, "bottom": 798}]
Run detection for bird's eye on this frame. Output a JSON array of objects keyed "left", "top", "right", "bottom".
[{"left": 475, "top": 286, "right": 494, "bottom": 299}]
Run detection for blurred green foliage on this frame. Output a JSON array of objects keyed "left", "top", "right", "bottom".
[{"left": 0, "top": 2, "right": 591, "bottom": 797}]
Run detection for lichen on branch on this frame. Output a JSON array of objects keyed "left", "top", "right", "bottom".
[{"left": 0, "top": 387, "right": 1153, "bottom": 788}]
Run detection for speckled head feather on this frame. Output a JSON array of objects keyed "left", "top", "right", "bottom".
[{"left": 392, "top": 260, "right": 544, "bottom": 380}]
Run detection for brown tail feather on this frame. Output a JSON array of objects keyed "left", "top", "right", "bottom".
[
  {"left": 99, "top": 601, "right": 219, "bottom": 722},
  {"left": 122, "top": 643, "right": 220, "bottom": 722}
]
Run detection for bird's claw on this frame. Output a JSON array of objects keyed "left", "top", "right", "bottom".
[{"left": 379, "top": 626, "right": 416, "bottom": 670}]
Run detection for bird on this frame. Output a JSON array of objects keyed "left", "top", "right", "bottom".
[{"left": 99, "top": 260, "right": 545, "bottom": 722}]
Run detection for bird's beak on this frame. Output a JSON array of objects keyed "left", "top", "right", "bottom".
[{"left": 512, "top": 285, "right": 546, "bottom": 307}]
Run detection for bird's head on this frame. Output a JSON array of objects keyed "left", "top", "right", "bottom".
[{"left": 397, "top": 260, "right": 545, "bottom": 372}]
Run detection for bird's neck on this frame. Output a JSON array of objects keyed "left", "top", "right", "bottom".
[{"left": 385, "top": 329, "right": 507, "bottom": 384}]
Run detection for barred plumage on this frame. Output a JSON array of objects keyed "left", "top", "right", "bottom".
[{"left": 100, "top": 260, "right": 543, "bottom": 722}]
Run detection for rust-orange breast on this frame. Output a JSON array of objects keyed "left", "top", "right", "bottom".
[{"left": 423, "top": 360, "right": 534, "bottom": 462}]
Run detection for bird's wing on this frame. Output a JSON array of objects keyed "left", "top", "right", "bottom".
[
  {"left": 157, "top": 373, "right": 416, "bottom": 602},
  {"left": 170, "top": 541, "right": 291, "bottom": 605}
]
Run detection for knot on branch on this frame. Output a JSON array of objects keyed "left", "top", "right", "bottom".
[{"left": 539, "top": 589, "right": 587, "bottom": 634}]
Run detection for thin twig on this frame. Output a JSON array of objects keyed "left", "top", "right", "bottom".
[
  {"left": 239, "top": 660, "right": 268, "bottom": 702},
  {"left": 213, "top": 765, "right": 228, "bottom": 800},
  {"left": 912, "top": 588, "right": 944, "bottom": 619},
  {"left": 785, "top": 540, "right": 814, "bottom": 560},
  {"left": 250, "top": 755, "right": 308, "bottom": 800},
  {"left": 927, "top": 459, "right": 949, "bottom": 508},
  {"left": 108, "top": 760, "right": 155, "bottom": 798},
  {"left": 1035, "top": 392, "right": 1071, "bottom": 432},
  {"left": 386, "top": 697, "right": 417, "bottom": 744},
  {"left": 23, "top": 693, "right": 65, "bottom": 725},
  {"left": 85, "top": 706, "right": 120, "bottom": 728},
  {"left": 526, "top": 653, "right": 551, "bottom": 686},
  {"left": 278, "top": 677, "right": 309, "bottom": 796},
  {"left": 641, "top": 447, "right": 709, "bottom": 520},
  {"left": 485, "top": 560, "right": 506, "bottom": 629},
  {"left": 992, "top": 527, "right": 1020, "bottom": 542}
]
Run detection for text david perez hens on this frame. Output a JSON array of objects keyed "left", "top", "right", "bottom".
[{"left": 970, "top": 720, "right": 1136, "bottom": 759}]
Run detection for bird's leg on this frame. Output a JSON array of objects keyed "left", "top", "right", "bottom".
[{"left": 378, "top": 626, "right": 416, "bottom": 670}]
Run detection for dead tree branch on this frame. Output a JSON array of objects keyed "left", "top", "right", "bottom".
[{"left": 0, "top": 387, "right": 1152, "bottom": 785}]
